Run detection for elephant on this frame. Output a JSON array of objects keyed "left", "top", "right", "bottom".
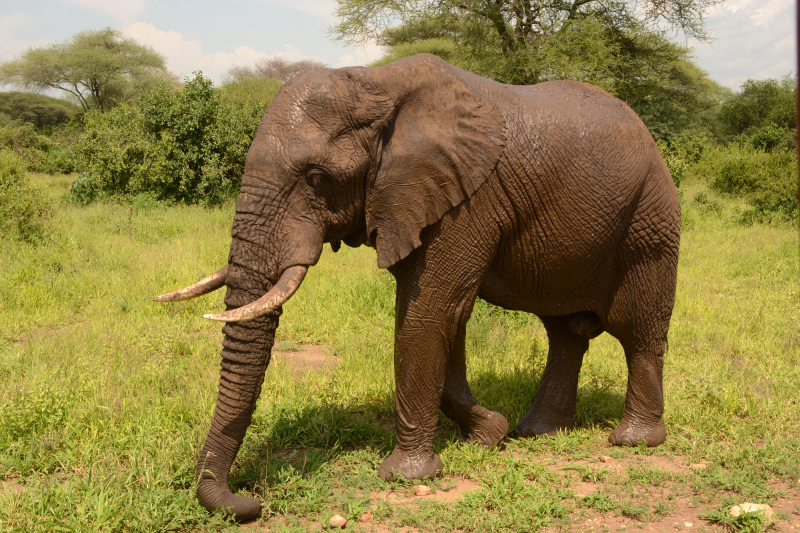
[{"left": 154, "top": 54, "right": 680, "bottom": 521}]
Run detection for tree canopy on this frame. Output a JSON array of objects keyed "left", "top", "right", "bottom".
[
  {"left": 333, "top": 0, "right": 724, "bottom": 52},
  {"left": 716, "top": 75, "right": 797, "bottom": 139},
  {"left": 0, "top": 28, "right": 170, "bottom": 112},
  {"left": 340, "top": 0, "right": 726, "bottom": 140}
]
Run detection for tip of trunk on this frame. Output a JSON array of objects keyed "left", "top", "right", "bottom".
[{"left": 197, "top": 479, "right": 262, "bottom": 523}]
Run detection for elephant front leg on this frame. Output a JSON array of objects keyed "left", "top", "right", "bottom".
[
  {"left": 516, "top": 314, "right": 589, "bottom": 438},
  {"left": 440, "top": 325, "right": 508, "bottom": 448},
  {"left": 378, "top": 248, "right": 491, "bottom": 481},
  {"left": 378, "top": 312, "right": 448, "bottom": 481}
]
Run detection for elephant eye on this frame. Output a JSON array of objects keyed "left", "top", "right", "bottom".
[{"left": 305, "top": 170, "right": 328, "bottom": 191}]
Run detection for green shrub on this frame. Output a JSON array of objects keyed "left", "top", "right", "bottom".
[
  {"left": 737, "top": 123, "right": 795, "bottom": 153},
  {"left": 693, "top": 191, "right": 722, "bottom": 215},
  {"left": 0, "top": 148, "right": 53, "bottom": 242},
  {"left": 76, "top": 72, "right": 280, "bottom": 205},
  {"left": 657, "top": 132, "right": 712, "bottom": 189},
  {"left": 711, "top": 147, "right": 798, "bottom": 221},
  {"left": 68, "top": 172, "right": 103, "bottom": 205},
  {"left": 0, "top": 123, "right": 78, "bottom": 174}
]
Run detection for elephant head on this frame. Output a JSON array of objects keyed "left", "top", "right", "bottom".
[{"left": 154, "top": 54, "right": 506, "bottom": 521}]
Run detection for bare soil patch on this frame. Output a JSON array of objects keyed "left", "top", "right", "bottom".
[
  {"left": 0, "top": 478, "right": 24, "bottom": 495},
  {"left": 373, "top": 478, "right": 482, "bottom": 505},
  {"left": 272, "top": 344, "right": 338, "bottom": 378}
]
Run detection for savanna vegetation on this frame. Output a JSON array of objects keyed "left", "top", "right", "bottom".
[{"left": 0, "top": 11, "right": 798, "bottom": 531}]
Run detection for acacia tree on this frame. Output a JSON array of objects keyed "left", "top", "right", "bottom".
[
  {"left": 0, "top": 29, "right": 169, "bottom": 112},
  {"left": 333, "top": 0, "right": 723, "bottom": 52},
  {"left": 333, "top": 0, "right": 725, "bottom": 139}
]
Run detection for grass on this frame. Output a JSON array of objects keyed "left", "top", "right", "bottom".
[{"left": 0, "top": 173, "right": 798, "bottom": 531}]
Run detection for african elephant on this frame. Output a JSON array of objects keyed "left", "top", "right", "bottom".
[{"left": 154, "top": 54, "right": 680, "bottom": 521}]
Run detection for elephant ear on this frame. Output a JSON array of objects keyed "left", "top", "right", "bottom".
[{"left": 363, "top": 55, "right": 506, "bottom": 269}]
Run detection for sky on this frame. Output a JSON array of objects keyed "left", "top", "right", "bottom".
[{"left": 0, "top": 0, "right": 795, "bottom": 90}]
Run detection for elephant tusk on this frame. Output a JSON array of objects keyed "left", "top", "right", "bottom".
[
  {"left": 153, "top": 265, "right": 228, "bottom": 302},
  {"left": 203, "top": 265, "right": 308, "bottom": 323}
]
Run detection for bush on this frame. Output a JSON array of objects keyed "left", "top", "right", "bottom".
[
  {"left": 0, "top": 149, "right": 53, "bottom": 242},
  {"left": 76, "top": 72, "right": 281, "bottom": 205},
  {"left": 0, "top": 123, "right": 78, "bottom": 174},
  {"left": 736, "top": 123, "right": 795, "bottom": 153},
  {"left": 711, "top": 147, "right": 798, "bottom": 221},
  {"left": 68, "top": 172, "right": 103, "bottom": 205},
  {"left": 657, "top": 133, "right": 709, "bottom": 188}
]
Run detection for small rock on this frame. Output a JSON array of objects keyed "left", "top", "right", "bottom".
[
  {"left": 689, "top": 463, "right": 707, "bottom": 470},
  {"left": 600, "top": 456, "right": 614, "bottom": 463},
  {"left": 729, "top": 503, "right": 774, "bottom": 521},
  {"left": 359, "top": 511, "right": 372, "bottom": 523},
  {"left": 329, "top": 514, "right": 347, "bottom": 528},
  {"left": 415, "top": 484, "right": 432, "bottom": 496},
  {"left": 684, "top": 522, "right": 693, "bottom": 527}
]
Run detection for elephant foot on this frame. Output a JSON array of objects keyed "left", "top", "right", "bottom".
[
  {"left": 378, "top": 447, "right": 443, "bottom": 481},
  {"left": 197, "top": 479, "right": 262, "bottom": 523},
  {"left": 459, "top": 406, "right": 509, "bottom": 448},
  {"left": 608, "top": 417, "right": 666, "bottom": 447},
  {"left": 514, "top": 411, "right": 576, "bottom": 439}
]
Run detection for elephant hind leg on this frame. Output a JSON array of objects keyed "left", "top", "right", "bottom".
[
  {"left": 606, "top": 336, "right": 667, "bottom": 447},
  {"left": 440, "top": 324, "right": 509, "bottom": 448},
  {"left": 604, "top": 236, "right": 677, "bottom": 447},
  {"left": 515, "top": 313, "right": 590, "bottom": 438}
]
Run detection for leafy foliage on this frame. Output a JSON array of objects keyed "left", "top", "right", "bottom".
[
  {"left": 710, "top": 146, "right": 798, "bottom": 222},
  {"left": 346, "top": 1, "right": 725, "bottom": 141},
  {"left": 0, "top": 123, "right": 77, "bottom": 174},
  {"left": 333, "top": 0, "right": 724, "bottom": 49},
  {"left": 0, "top": 149, "right": 53, "bottom": 242},
  {"left": 0, "top": 28, "right": 171, "bottom": 112},
  {"left": 717, "top": 75, "right": 796, "bottom": 139},
  {"left": 76, "top": 73, "right": 281, "bottom": 204},
  {"left": 657, "top": 132, "right": 710, "bottom": 188}
]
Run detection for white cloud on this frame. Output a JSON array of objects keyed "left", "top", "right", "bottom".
[
  {"left": 121, "top": 22, "right": 326, "bottom": 83},
  {"left": 722, "top": 0, "right": 753, "bottom": 15},
  {"left": 336, "top": 40, "right": 385, "bottom": 67},
  {"left": 749, "top": 0, "right": 793, "bottom": 29},
  {"left": 689, "top": 0, "right": 796, "bottom": 88},
  {"left": 259, "top": 0, "right": 340, "bottom": 21},
  {"left": 59, "top": 0, "right": 148, "bottom": 23}
]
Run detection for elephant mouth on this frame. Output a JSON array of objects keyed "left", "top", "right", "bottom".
[{"left": 153, "top": 264, "right": 308, "bottom": 323}]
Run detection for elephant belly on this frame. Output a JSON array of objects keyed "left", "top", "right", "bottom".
[{"left": 477, "top": 234, "right": 616, "bottom": 318}]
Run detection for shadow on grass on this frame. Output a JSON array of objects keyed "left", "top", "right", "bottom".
[
  {"left": 230, "top": 366, "right": 626, "bottom": 495},
  {"left": 469, "top": 367, "right": 626, "bottom": 432}
]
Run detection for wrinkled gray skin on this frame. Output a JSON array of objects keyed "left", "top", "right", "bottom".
[{"left": 160, "top": 54, "right": 680, "bottom": 522}]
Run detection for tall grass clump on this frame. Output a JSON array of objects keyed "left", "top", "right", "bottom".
[{"left": 0, "top": 149, "right": 52, "bottom": 242}]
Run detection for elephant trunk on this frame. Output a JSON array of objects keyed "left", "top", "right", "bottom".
[{"left": 196, "top": 309, "right": 278, "bottom": 522}]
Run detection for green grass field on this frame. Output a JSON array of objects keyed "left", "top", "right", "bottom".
[{"left": 0, "top": 174, "right": 798, "bottom": 532}]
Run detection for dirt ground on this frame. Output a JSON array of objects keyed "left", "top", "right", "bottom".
[{"left": 272, "top": 343, "right": 339, "bottom": 378}]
